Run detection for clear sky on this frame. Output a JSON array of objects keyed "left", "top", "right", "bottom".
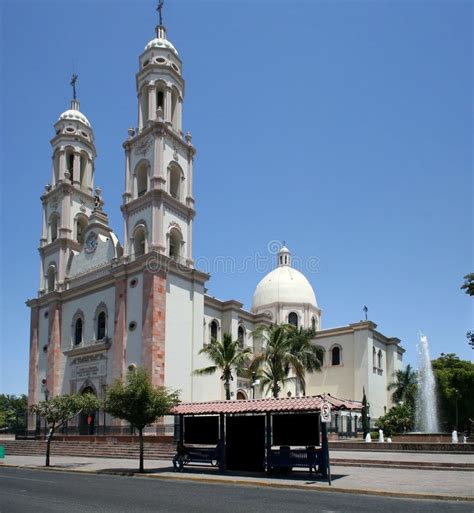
[{"left": 1, "top": 0, "right": 472, "bottom": 395}]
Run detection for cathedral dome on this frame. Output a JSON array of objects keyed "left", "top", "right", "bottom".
[
  {"left": 144, "top": 37, "right": 178, "bottom": 56},
  {"left": 252, "top": 246, "right": 318, "bottom": 311},
  {"left": 58, "top": 108, "right": 91, "bottom": 128}
]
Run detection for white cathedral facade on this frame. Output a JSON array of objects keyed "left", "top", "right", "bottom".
[{"left": 27, "top": 9, "right": 404, "bottom": 434}]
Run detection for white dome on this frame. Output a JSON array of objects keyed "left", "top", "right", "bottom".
[
  {"left": 58, "top": 109, "right": 91, "bottom": 128},
  {"left": 252, "top": 247, "right": 317, "bottom": 311},
  {"left": 144, "top": 37, "right": 178, "bottom": 55}
]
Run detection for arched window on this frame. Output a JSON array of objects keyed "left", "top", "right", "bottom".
[
  {"left": 315, "top": 346, "right": 325, "bottom": 366},
  {"left": 378, "top": 350, "right": 383, "bottom": 369},
  {"left": 169, "top": 228, "right": 182, "bottom": 259},
  {"left": 236, "top": 391, "right": 247, "bottom": 400},
  {"left": 311, "top": 316, "right": 316, "bottom": 332},
  {"left": 76, "top": 215, "right": 88, "bottom": 244},
  {"left": 288, "top": 312, "right": 298, "bottom": 328},
  {"left": 169, "top": 165, "right": 181, "bottom": 200},
  {"left": 47, "top": 265, "right": 56, "bottom": 292},
  {"left": 237, "top": 325, "right": 245, "bottom": 348},
  {"left": 210, "top": 320, "right": 218, "bottom": 343},
  {"left": 133, "top": 227, "right": 146, "bottom": 257},
  {"left": 136, "top": 161, "right": 149, "bottom": 197},
  {"left": 74, "top": 318, "right": 83, "bottom": 345},
  {"left": 156, "top": 87, "right": 165, "bottom": 111},
  {"left": 373, "top": 346, "right": 377, "bottom": 367},
  {"left": 50, "top": 214, "right": 59, "bottom": 242},
  {"left": 96, "top": 311, "right": 106, "bottom": 341},
  {"left": 331, "top": 346, "right": 341, "bottom": 366}
]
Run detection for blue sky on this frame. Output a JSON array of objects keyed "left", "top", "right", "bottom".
[{"left": 1, "top": 1, "right": 472, "bottom": 395}]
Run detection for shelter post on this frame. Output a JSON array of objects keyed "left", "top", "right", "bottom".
[
  {"left": 265, "top": 413, "right": 272, "bottom": 471},
  {"left": 179, "top": 415, "right": 184, "bottom": 444},
  {"left": 218, "top": 413, "right": 226, "bottom": 472}
]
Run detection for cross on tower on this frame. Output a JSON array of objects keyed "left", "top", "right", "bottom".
[
  {"left": 70, "top": 73, "right": 78, "bottom": 100},
  {"left": 157, "top": 0, "right": 164, "bottom": 26}
]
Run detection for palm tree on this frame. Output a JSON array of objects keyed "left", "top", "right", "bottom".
[
  {"left": 194, "top": 333, "right": 252, "bottom": 400},
  {"left": 387, "top": 364, "right": 417, "bottom": 407},
  {"left": 251, "top": 324, "right": 323, "bottom": 398}
]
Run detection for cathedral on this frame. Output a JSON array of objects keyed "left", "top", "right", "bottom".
[{"left": 27, "top": 6, "right": 404, "bottom": 435}]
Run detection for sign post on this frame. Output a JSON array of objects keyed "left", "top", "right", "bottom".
[{"left": 320, "top": 400, "right": 332, "bottom": 485}]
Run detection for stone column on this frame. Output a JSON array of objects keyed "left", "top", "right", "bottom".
[
  {"left": 59, "top": 150, "right": 66, "bottom": 181},
  {"left": 124, "top": 149, "right": 131, "bottom": 196},
  {"left": 85, "top": 159, "right": 93, "bottom": 193},
  {"left": 176, "top": 96, "right": 183, "bottom": 132},
  {"left": 27, "top": 306, "right": 40, "bottom": 433},
  {"left": 149, "top": 84, "right": 156, "bottom": 121},
  {"left": 112, "top": 278, "right": 127, "bottom": 384},
  {"left": 138, "top": 93, "right": 143, "bottom": 130},
  {"left": 165, "top": 87, "right": 172, "bottom": 124},
  {"left": 47, "top": 302, "right": 62, "bottom": 397},
  {"left": 187, "top": 218, "right": 193, "bottom": 262},
  {"left": 73, "top": 153, "right": 81, "bottom": 186},
  {"left": 141, "top": 269, "right": 166, "bottom": 387}
]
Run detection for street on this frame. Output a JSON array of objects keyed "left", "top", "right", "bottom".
[{"left": 0, "top": 467, "right": 471, "bottom": 513}]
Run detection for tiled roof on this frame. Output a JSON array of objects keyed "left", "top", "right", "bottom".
[{"left": 172, "top": 394, "right": 362, "bottom": 415}]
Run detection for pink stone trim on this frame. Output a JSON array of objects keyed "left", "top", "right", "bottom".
[
  {"left": 141, "top": 270, "right": 166, "bottom": 387},
  {"left": 47, "top": 302, "right": 62, "bottom": 397},
  {"left": 27, "top": 307, "right": 40, "bottom": 431}
]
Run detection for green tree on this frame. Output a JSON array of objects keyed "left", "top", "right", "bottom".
[
  {"left": 361, "top": 388, "right": 370, "bottom": 438},
  {"left": 31, "top": 393, "right": 99, "bottom": 466},
  {"left": 375, "top": 403, "right": 415, "bottom": 437},
  {"left": 251, "top": 324, "right": 323, "bottom": 398},
  {"left": 461, "top": 273, "right": 474, "bottom": 296},
  {"left": 387, "top": 364, "right": 417, "bottom": 408},
  {"left": 432, "top": 354, "right": 474, "bottom": 431},
  {"left": 0, "top": 394, "right": 28, "bottom": 434},
  {"left": 105, "top": 368, "right": 179, "bottom": 473},
  {"left": 194, "top": 333, "right": 252, "bottom": 400}
]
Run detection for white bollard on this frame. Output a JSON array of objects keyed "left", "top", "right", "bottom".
[
  {"left": 365, "top": 433, "right": 372, "bottom": 443},
  {"left": 452, "top": 430, "right": 458, "bottom": 443},
  {"left": 378, "top": 429, "right": 384, "bottom": 443},
  {"left": 387, "top": 437, "right": 392, "bottom": 443}
]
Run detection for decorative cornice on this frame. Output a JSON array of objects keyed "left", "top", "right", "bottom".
[
  {"left": 63, "top": 340, "right": 111, "bottom": 358},
  {"left": 122, "top": 120, "right": 195, "bottom": 157},
  {"left": 41, "top": 181, "right": 95, "bottom": 204},
  {"left": 121, "top": 188, "right": 195, "bottom": 220}
]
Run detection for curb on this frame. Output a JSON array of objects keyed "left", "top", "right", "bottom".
[{"left": 1, "top": 463, "right": 473, "bottom": 502}]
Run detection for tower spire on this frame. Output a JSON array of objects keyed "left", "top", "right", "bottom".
[
  {"left": 69, "top": 73, "right": 80, "bottom": 110},
  {"left": 155, "top": 0, "right": 167, "bottom": 39}
]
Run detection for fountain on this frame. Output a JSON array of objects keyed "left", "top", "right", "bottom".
[{"left": 415, "top": 334, "right": 439, "bottom": 433}]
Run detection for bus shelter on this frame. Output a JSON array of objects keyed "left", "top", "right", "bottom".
[{"left": 172, "top": 395, "right": 361, "bottom": 479}]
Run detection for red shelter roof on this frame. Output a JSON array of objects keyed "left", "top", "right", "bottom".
[{"left": 172, "top": 394, "right": 362, "bottom": 416}]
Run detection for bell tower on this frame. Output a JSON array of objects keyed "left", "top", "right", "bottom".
[
  {"left": 38, "top": 76, "right": 97, "bottom": 294},
  {"left": 121, "top": 3, "right": 196, "bottom": 268}
]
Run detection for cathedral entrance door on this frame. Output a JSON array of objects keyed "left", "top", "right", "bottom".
[{"left": 79, "top": 386, "right": 96, "bottom": 435}]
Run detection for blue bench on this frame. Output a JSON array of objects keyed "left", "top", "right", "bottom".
[
  {"left": 182, "top": 447, "right": 219, "bottom": 467},
  {"left": 267, "top": 447, "right": 322, "bottom": 473}
]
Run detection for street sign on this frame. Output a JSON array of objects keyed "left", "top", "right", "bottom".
[{"left": 321, "top": 401, "right": 331, "bottom": 423}]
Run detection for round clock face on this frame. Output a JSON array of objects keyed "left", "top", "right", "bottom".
[{"left": 85, "top": 233, "right": 98, "bottom": 253}]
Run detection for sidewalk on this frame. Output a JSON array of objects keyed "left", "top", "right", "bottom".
[{"left": 1, "top": 454, "right": 473, "bottom": 501}]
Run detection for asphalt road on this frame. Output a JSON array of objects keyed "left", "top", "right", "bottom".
[{"left": 0, "top": 467, "right": 471, "bottom": 513}]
